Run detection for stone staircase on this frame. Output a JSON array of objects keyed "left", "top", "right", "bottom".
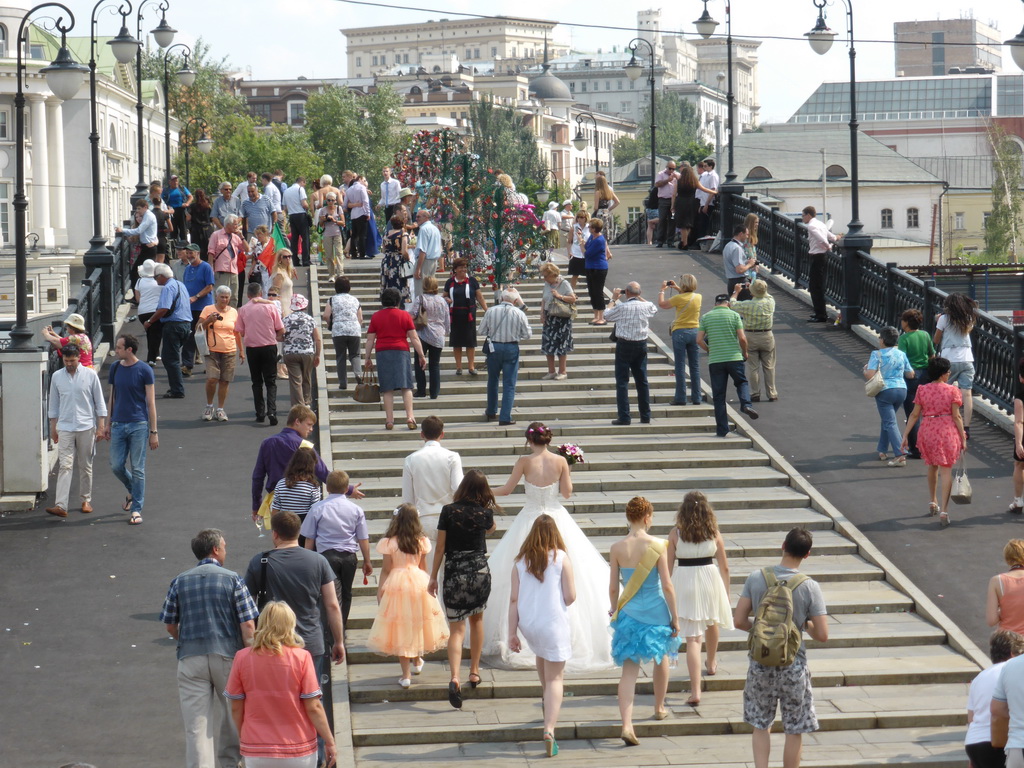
[{"left": 310, "top": 257, "right": 982, "bottom": 768}]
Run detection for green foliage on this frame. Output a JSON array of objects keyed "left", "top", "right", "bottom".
[
  {"left": 986, "top": 125, "right": 1024, "bottom": 263},
  {"left": 303, "top": 83, "right": 408, "bottom": 178},
  {"left": 613, "top": 93, "right": 713, "bottom": 166},
  {"left": 469, "top": 96, "right": 544, "bottom": 182},
  {"left": 180, "top": 113, "right": 322, "bottom": 197}
]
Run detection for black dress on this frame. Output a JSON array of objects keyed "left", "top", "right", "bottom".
[
  {"left": 189, "top": 203, "right": 211, "bottom": 258},
  {"left": 437, "top": 501, "right": 493, "bottom": 621},
  {"left": 446, "top": 276, "right": 481, "bottom": 348}
]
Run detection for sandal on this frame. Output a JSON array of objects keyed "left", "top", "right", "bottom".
[
  {"left": 448, "top": 679, "right": 462, "bottom": 709},
  {"left": 620, "top": 729, "right": 639, "bottom": 747},
  {"left": 887, "top": 457, "right": 907, "bottom": 467},
  {"left": 928, "top": 502, "right": 940, "bottom": 516},
  {"left": 122, "top": 496, "right": 133, "bottom": 512},
  {"left": 939, "top": 511, "right": 951, "bottom": 528},
  {"left": 544, "top": 731, "right": 559, "bottom": 756},
  {"left": 407, "top": 418, "right": 417, "bottom": 431},
  {"left": 468, "top": 672, "right": 481, "bottom": 688},
  {"left": 705, "top": 660, "right": 718, "bottom": 677},
  {"left": 385, "top": 421, "right": 394, "bottom": 431},
  {"left": 128, "top": 511, "right": 143, "bottom": 525},
  {"left": 686, "top": 695, "right": 701, "bottom": 706},
  {"left": 878, "top": 452, "right": 889, "bottom": 462},
  {"left": 653, "top": 709, "right": 670, "bottom": 720}
]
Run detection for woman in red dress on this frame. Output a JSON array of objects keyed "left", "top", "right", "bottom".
[{"left": 902, "top": 357, "right": 967, "bottom": 527}]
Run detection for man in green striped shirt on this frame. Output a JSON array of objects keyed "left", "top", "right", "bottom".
[{"left": 698, "top": 294, "right": 758, "bottom": 436}]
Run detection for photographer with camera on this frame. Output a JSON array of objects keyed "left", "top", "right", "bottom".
[
  {"left": 722, "top": 224, "right": 756, "bottom": 301},
  {"left": 318, "top": 194, "right": 345, "bottom": 279},
  {"left": 198, "top": 285, "right": 244, "bottom": 422}
]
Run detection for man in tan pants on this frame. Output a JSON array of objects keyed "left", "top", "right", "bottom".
[{"left": 730, "top": 279, "right": 778, "bottom": 402}]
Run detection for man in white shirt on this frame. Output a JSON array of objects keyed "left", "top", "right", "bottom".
[
  {"left": 261, "top": 172, "right": 282, "bottom": 224},
  {"left": 345, "top": 178, "right": 370, "bottom": 259},
  {"left": 232, "top": 171, "right": 257, "bottom": 210},
  {"left": 283, "top": 177, "right": 311, "bottom": 267},
  {"left": 413, "top": 209, "right": 442, "bottom": 297},
  {"left": 379, "top": 166, "right": 402, "bottom": 223},
  {"left": 45, "top": 343, "right": 108, "bottom": 517},
  {"left": 802, "top": 205, "right": 840, "bottom": 323},
  {"left": 697, "top": 158, "right": 720, "bottom": 241},
  {"left": 402, "top": 416, "right": 463, "bottom": 540},
  {"left": 117, "top": 198, "right": 159, "bottom": 283}
]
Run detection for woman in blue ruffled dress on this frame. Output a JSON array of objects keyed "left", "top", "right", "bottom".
[{"left": 608, "top": 496, "right": 680, "bottom": 746}]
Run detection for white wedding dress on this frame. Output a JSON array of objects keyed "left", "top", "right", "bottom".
[{"left": 482, "top": 480, "right": 614, "bottom": 672}]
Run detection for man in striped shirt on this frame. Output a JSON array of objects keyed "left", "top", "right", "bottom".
[
  {"left": 698, "top": 294, "right": 758, "bottom": 437},
  {"left": 605, "top": 282, "right": 658, "bottom": 425},
  {"left": 479, "top": 288, "right": 532, "bottom": 425},
  {"left": 730, "top": 279, "right": 777, "bottom": 402}
]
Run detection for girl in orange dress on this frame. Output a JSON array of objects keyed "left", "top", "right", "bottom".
[{"left": 367, "top": 503, "right": 449, "bottom": 688}]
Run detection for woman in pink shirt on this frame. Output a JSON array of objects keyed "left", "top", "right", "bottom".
[{"left": 226, "top": 601, "right": 337, "bottom": 767}]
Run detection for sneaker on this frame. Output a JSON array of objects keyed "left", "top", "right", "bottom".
[
  {"left": 216, "top": 408, "right": 228, "bottom": 422},
  {"left": 202, "top": 405, "right": 214, "bottom": 421},
  {"left": 554, "top": 373, "right": 568, "bottom": 380},
  {"left": 542, "top": 372, "right": 557, "bottom": 380}
]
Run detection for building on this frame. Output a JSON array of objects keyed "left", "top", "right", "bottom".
[
  {"left": 342, "top": 16, "right": 568, "bottom": 79},
  {"left": 227, "top": 76, "right": 374, "bottom": 127},
  {"left": 894, "top": 18, "right": 1003, "bottom": 77}
]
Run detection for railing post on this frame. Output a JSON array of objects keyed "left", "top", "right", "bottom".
[
  {"left": 923, "top": 279, "right": 938, "bottom": 334},
  {"left": 1014, "top": 330, "right": 1024, "bottom": 378},
  {"left": 839, "top": 231, "right": 871, "bottom": 329},
  {"left": 715, "top": 184, "right": 745, "bottom": 254},
  {"left": 795, "top": 228, "right": 804, "bottom": 288},
  {"left": 82, "top": 243, "right": 114, "bottom": 350},
  {"left": 884, "top": 262, "right": 898, "bottom": 326},
  {"left": 767, "top": 209, "right": 777, "bottom": 273}
]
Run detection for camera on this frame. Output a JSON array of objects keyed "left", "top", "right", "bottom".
[{"left": 213, "top": 313, "right": 223, "bottom": 321}]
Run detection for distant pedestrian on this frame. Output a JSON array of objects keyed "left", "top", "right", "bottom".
[
  {"left": 659, "top": 275, "right": 702, "bottom": 406},
  {"left": 364, "top": 287, "right": 427, "bottom": 431},
  {"left": 210, "top": 181, "right": 237, "bottom": 231},
  {"left": 539, "top": 262, "right": 576, "bottom": 381},
  {"left": 208, "top": 214, "right": 245, "bottom": 308},
  {"left": 402, "top": 415, "right": 464, "bottom": 540},
  {"left": 117, "top": 197, "right": 158, "bottom": 282},
  {"left": 367, "top": 503, "right": 450, "bottom": 688},
  {"left": 413, "top": 209, "right": 442, "bottom": 299},
  {"left": 163, "top": 174, "right": 193, "bottom": 240},
  {"left": 479, "top": 288, "right": 532, "bottom": 427},
  {"left": 605, "top": 282, "right": 657, "bottom": 426},
  {"left": 653, "top": 159, "right": 679, "bottom": 248},
  {"left": 379, "top": 166, "right": 402, "bottom": 223},
  {"left": 901, "top": 357, "right": 966, "bottom": 526},
  {"left": 934, "top": 292, "right": 978, "bottom": 437},
  {"left": 45, "top": 344, "right": 107, "bottom": 519},
  {"left": 345, "top": 174, "right": 370, "bottom": 260},
  {"left": 864, "top": 326, "right": 913, "bottom": 467},
  {"left": 410, "top": 276, "right": 450, "bottom": 400},
  {"left": 698, "top": 293, "right": 757, "bottom": 437},
  {"left": 159, "top": 528, "right": 258, "bottom": 768},
  {"left": 323, "top": 276, "right": 363, "bottom": 390},
  {"left": 696, "top": 158, "right": 720, "bottom": 241},
  {"left": 235, "top": 282, "right": 284, "bottom": 424},
  {"left": 730, "top": 279, "right": 777, "bottom": 402},
  {"left": 301, "top": 469, "right": 372, "bottom": 626},
  {"left": 282, "top": 294, "right": 321, "bottom": 408},
  {"left": 197, "top": 286, "right": 242, "bottom": 422},
  {"left": 583, "top": 218, "right": 611, "bottom": 325},
  {"left": 283, "top": 177, "right": 311, "bottom": 266},
  {"left": 180, "top": 242, "right": 214, "bottom": 376},
  {"left": 566, "top": 209, "right": 590, "bottom": 290},
  {"left": 145, "top": 263, "right": 192, "bottom": 399},
  {"left": 722, "top": 224, "right": 755, "bottom": 300},
  {"left": 102, "top": 334, "right": 158, "bottom": 525},
  {"left": 898, "top": 308, "right": 935, "bottom": 459},
  {"left": 188, "top": 189, "right": 212, "bottom": 259},
  {"left": 134, "top": 259, "right": 163, "bottom": 364},
  {"left": 802, "top": 206, "right": 839, "bottom": 323},
  {"left": 445, "top": 257, "right": 488, "bottom": 376},
  {"left": 318, "top": 194, "right": 345, "bottom": 279},
  {"left": 734, "top": 528, "right": 829, "bottom": 768},
  {"left": 225, "top": 601, "right": 337, "bottom": 768}
]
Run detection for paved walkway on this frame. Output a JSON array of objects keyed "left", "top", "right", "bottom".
[{"left": 0, "top": 242, "right": 1015, "bottom": 767}]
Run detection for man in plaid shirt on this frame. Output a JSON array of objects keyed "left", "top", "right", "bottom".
[{"left": 160, "top": 528, "right": 258, "bottom": 768}]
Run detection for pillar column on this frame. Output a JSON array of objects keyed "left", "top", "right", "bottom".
[
  {"left": 28, "top": 95, "right": 50, "bottom": 244},
  {"left": 45, "top": 98, "right": 66, "bottom": 236}
]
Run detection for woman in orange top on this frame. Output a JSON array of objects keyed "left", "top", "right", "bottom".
[{"left": 987, "top": 538, "right": 1024, "bottom": 636}]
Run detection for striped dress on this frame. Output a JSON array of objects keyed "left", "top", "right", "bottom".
[{"left": 271, "top": 479, "right": 322, "bottom": 522}]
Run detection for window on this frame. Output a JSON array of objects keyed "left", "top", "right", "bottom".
[
  {"left": 0, "top": 182, "right": 10, "bottom": 244},
  {"left": 617, "top": 80, "right": 623, "bottom": 90},
  {"left": 465, "top": 49, "right": 471, "bottom": 59},
  {"left": 474, "top": 48, "right": 479, "bottom": 58},
  {"left": 0, "top": 109, "right": 8, "bottom": 140},
  {"left": 825, "top": 164, "right": 848, "bottom": 178},
  {"left": 491, "top": 47, "right": 497, "bottom": 57},
  {"left": 372, "top": 55, "right": 378, "bottom": 66},
  {"left": 984, "top": 211, "right": 992, "bottom": 229},
  {"left": 395, "top": 54, "right": 401, "bottom": 64},
  {"left": 596, "top": 102, "right": 608, "bottom": 112},
  {"left": 250, "top": 102, "right": 271, "bottom": 121},
  {"left": 29, "top": 44, "right": 44, "bottom": 60},
  {"left": 0, "top": 25, "right": 7, "bottom": 58},
  {"left": 581, "top": 82, "right": 586, "bottom": 92},
  {"left": 621, "top": 101, "right": 630, "bottom": 112},
  {"left": 288, "top": 101, "right": 305, "bottom": 126},
  {"left": 403, "top": 54, "right": 409, "bottom": 63},
  {"left": 605, "top": 81, "right": 611, "bottom": 90},
  {"left": 356, "top": 57, "right": 362, "bottom": 67},
  {"left": 24, "top": 278, "right": 34, "bottom": 312},
  {"left": 954, "top": 212, "right": 965, "bottom": 230},
  {"left": 746, "top": 166, "right": 772, "bottom": 180},
  {"left": 627, "top": 206, "right": 641, "bottom": 223},
  {"left": 569, "top": 82, "right": 575, "bottom": 91},
  {"left": 907, "top": 207, "right": 919, "bottom": 228},
  {"left": 881, "top": 208, "right": 893, "bottom": 229}
]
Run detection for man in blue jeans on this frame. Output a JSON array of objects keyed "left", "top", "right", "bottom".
[
  {"left": 101, "top": 334, "right": 158, "bottom": 525},
  {"left": 605, "top": 282, "right": 659, "bottom": 425},
  {"left": 698, "top": 293, "right": 759, "bottom": 436},
  {"left": 479, "top": 288, "right": 532, "bottom": 426},
  {"left": 145, "top": 263, "right": 193, "bottom": 398}
]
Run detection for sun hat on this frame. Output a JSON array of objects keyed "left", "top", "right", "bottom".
[
  {"left": 64, "top": 313, "right": 86, "bottom": 332},
  {"left": 139, "top": 259, "right": 156, "bottom": 278},
  {"left": 290, "top": 294, "right": 309, "bottom": 312}
]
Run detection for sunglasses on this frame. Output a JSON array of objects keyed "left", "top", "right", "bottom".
[{"left": 268, "top": 293, "right": 279, "bottom": 297}]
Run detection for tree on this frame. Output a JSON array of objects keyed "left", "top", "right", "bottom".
[
  {"left": 469, "top": 96, "right": 544, "bottom": 183},
  {"left": 986, "top": 124, "right": 1024, "bottom": 263},
  {"left": 613, "top": 93, "right": 713, "bottom": 166},
  {"left": 303, "top": 83, "right": 407, "bottom": 177}
]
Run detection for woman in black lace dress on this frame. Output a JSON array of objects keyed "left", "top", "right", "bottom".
[
  {"left": 380, "top": 214, "right": 411, "bottom": 304},
  {"left": 428, "top": 469, "right": 498, "bottom": 709}
]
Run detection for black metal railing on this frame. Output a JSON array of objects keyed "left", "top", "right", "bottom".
[
  {"left": 612, "top": 214, "right": 648, "bottom": 245},
  {"left": 739, "top": 191, "right": 1024, "bottom": 413}
]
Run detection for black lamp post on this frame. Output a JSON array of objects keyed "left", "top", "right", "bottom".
[
  {"left": 572, "top": 111, "right": 599, "bottom": 177},
  {"left": 84, "top": 1, "right": 140, "bottom": 347},
  {"left": 131, "top": 0, "right": 174, "bottom": 203},
  {"left": 8, "top": 4, "right": 87, "bottom": 351},
  {"left": 182, "top": 116, "right": 213, "bottom": 189},
  {"left": 624, "top": 38, "right": 656, "bottom": 187},
  {"left": 1006, "top": 2, "right": 1024, "bottom": 71},
  {"left": 535, "top": 168, "right": 558, "bottom": 206},
  {"left": 162, "top": 43, "right": 195, "bottom": 184},
  {"left": 805, "top": 0, "right": 872, "bottom": 326}
]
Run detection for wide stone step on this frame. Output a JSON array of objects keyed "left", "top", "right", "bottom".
[
  {"left": 347, "top": 682, "right": 968, "bottom": 746},
  {"left": 324, "top": 372, "right": 683, "bottom": 396},
  {"left": 351, "top": 725, "right": 966, "bottom": 768}
]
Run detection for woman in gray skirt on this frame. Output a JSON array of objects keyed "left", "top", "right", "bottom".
[{"left": 364, "top": 287, "right": 427, "bottom": 430}]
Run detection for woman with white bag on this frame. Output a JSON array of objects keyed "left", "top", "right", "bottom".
[{"left": 862, "top": 326, "right": 914, "bottom": 467}]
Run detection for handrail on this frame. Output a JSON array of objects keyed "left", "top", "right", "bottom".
[{"left": 612, "top": 214, "right": 647, "bottom": 245}]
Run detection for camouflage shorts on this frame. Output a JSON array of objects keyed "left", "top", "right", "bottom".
[{"left": 742, "top": 656, "right": 818, "bottom": 734}]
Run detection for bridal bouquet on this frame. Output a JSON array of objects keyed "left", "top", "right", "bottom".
[{"left": 557, "top": 443, "right": 585, "bottom": 466}]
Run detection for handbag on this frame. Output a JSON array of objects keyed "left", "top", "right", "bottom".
[
  {"left": 413, "top": 297, "right": 429, "bottom": 330},
  {"left": 399, "top": 257, "right": 415, "bottom": 279},
  {"left": 194, "top": 321, "right": 212, "bottom": 358},
  {"left": 864, "top": 350, "right": 886, "bottom": 397},
  {"left": 951, "top": 458, "right": 972, "bottom": 505},
  {"left": 352, "top": 366, "right": 380, "bottom": 403},
  {"left": 548, "top": 296, "right": 576, "bottom": 319}
]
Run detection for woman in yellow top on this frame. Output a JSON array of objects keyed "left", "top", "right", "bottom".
[{"left": 658, "top": 274, "right": 703, "bottom": 405}]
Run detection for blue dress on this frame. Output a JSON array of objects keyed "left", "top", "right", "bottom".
[{"left": 610, "top": 564, "right": 678, "bottom": 665}]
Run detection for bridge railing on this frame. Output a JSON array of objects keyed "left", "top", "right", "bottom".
[{"left": 736, "top": 192, "right": 1024, "bottom": 414}]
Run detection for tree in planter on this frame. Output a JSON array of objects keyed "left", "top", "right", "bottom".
[{"left": 986, "top": 124, "right": 1024, "bottom": 263}]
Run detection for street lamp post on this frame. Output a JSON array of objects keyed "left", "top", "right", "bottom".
[
  {"left": 1007, "top": 2, "right": 1024, "bottom": 71},
  {"left": 806, "top": 0, "right": 872, "bottom": 327},
  {"left": 694, "top": 0, "right": 741, "bottom": 249},
  {"left": 8, "top": 4, "right": 87, "bottom": 351},
  {"left": 182, "top": 116, "right": 212, "bottom": 189},
  {"left": 85, "top": 0, "right": 140, "bottom": 347},
  {"left": 572, "top": 111, "right": 599, "bottom": 178},
  {"left": 131, "top": 0, "right": 174, "bottom": 203},
  {"left": 624, "top": 38, "right": 656, "bottom": 187},
  {"left": 162, "top": 43, "right": 195, "bottom": 184},
  {"left": 535, "top": 168, "right": 558, "bottom": 206}
]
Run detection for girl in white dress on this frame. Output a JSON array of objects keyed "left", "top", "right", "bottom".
[
  {"left": 509, "top": 514, "right": 575, "bottom": 758},
  {"left": 667, "top": 490, "right": 733, "bottom": 705},
  {"left": 484, "top": 422, "right": 613, "bottom": 672}
]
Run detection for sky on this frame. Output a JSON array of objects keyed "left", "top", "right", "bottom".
[{"left": 156, "top": 0, "right": 1024, "bottom": 124}]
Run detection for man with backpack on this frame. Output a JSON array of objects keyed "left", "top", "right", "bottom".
[{"left": 733, "top": 527, "right": 829, "bottom": 768}]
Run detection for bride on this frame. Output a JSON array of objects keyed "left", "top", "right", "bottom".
[{"left": 483, "top": 422, "right": 613, "bottom": 672}]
